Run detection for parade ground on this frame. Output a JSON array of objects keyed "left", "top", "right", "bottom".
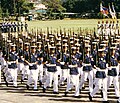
[
  {"left": 0, "top": 19, "right": 120, "bottom": 103},
  {"left": 1, "top": 0, "right": 120, "bottom": 103},
  {"left": 0, "top": 77, "right": 119, "bottom": 103},
  {"left": 27, "top": 19, "right": 120, "bottom": 33}
]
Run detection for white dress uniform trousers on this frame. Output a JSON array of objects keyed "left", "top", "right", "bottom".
[{"left": 44, "top": 71, "right": 58, "bottom": 92}]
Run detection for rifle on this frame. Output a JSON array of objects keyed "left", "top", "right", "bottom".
[
  {"left": 47, "top": 27, "right": 49, "bottom": 39},
  {"left": 94, "top": 27, "right": 97, "bottom": 39},
  {"left": 60, "top": 27, "right": 63, "bottom": 61},
  {"left": 68, "top": 29, "right": 71, "bottom": 65},
  {"left": 96, "top": 42, "right": 99, "bottom": 67},
  {"left": 82, "top": 34, "right": 85, "bottom": 63},
  {"left": 108, "top": 34, "right": 111, "bottom": 67}
]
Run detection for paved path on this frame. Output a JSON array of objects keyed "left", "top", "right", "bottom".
[{"left": 0, "top": 73, "right": 119, "bottom": 103}]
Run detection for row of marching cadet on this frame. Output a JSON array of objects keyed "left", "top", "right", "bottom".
[{"left": 0, "top": 22, "right": 120, "bottom": 103}]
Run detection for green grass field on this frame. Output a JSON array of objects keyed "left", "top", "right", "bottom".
[{"left": 27, "top": 19, "right": 120, "bottom": 34}]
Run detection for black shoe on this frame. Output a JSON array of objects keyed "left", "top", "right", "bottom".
[
  {"left": 82, "top": 86, "right": 85, "bottom": 89},
  {"left": 79, "top": 89, "right": 81, "bottom": 94},
  {"left": 4, "top": 76, "right": 8, "bottom": 87},
  {"left": 59, "top": 84, "right": 65, "bottom": 86},
  {"left": 101, "top": 90, "right": 103, "bottom": 98},
  {"left": 115, "top": 97, "right": 119, "bottom": 99},
  {"left": 34, "top": 89, "right": 38, "bottom": 91},
  {"left": 73, "top": 95, "right": 81, "bottom": 98},
  {"left": 64, "top": 92, "right": 68, "bottom": 97},
  {"left": 103, "top": 101, "right": 109, "bottom": 103},
  {"left": 21, "top": 79, "right": 24, "bottom": 84},
  {"left": 43, "top": 87, "right": 46, "bottom": 93},
  {"left": 3, "top": 73, "right": 6, "bottom": 81},
  {"left": 39, "top": 81, "right": 42, "bottom": 87},
  {"left": 53, "top": 91, "right": 59, "bottom": 94},
  {"left": 89, "top": 93, "right": 92, "bottom": 101},
  {"left": 47, "top": 86, "right": 52, "bottom": 88},
  {"left": 5, "top": 80, "right": 8, "bottom": 87},
  {"left": 14, "top": 86, "right": 18, "bottom": 88},
  {"left": 26, "top": 85, "right": 29, "bottom": 90},
  {"left": 117, "top": 101, "right": 120, "bottom": 103}
]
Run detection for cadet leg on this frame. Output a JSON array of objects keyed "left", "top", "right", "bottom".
[
  {"left": 79, "top": 71, "right": 88, "bottom": 90},
  {"left": 44, "top": 72, "right": 53, "bottom": 88},
  {"left": 33, "top": 69, "right": 39, "bottom": 89},
  {"left": 53, "top": 72, "right": 58, "bottom": 92},
  {"left": 27, "top": 72, "right": 33, "bottom": 87},
  {"left": 74, "top": 75, "right": 80, "bottom": 96},
  {"left": 9, "top": 68, "right": 17, "bottom": 87},
  {"left": 0, "top": 65, "right": 1, "bottom": 83},
  {"left": 102, "top": 77, "right": 107, "bottom": 101},
  {"left": 56, "top": 66, "right": 62, "bottom": 79},
  {"left": 113, "top": 76, "right": 119, "bottom": 97},
  {"left": 22, "top": 65, "right": 29, "bottom": 80},
  {"left": 88, "top": 70, "right": 93, "bottom": 93},
  {"left": 66, "top": 75, "right": 74, "bottom": 92},
  {"left": 38, "top": 64, "right": 43, "bottom": 82},
  {"left": 13, "top": 68, "right": 17, "bottom": 87},
  {"left": 59, "top": 69, "right": 68, "bottom": 85},
  {"left": 90, "top": 78, "right": 102, "bottom": 97},
  {"left": 107, "top": 76, "right": 113, "bottom": 89}
]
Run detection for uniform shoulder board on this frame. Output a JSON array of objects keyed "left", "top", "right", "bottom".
[
  {"left": 98, "top": 49, "right": 104, "bottom": 52},
  {"left": 31, "top": 46, "right": 37, "bottom": 49}
]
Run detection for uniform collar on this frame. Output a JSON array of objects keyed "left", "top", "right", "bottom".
[
  {"left": 12, "top": 51, "right": 15, "bottom": 54},
  {"left": 100, "top": 58, "right": 104, "bottom": 60}
]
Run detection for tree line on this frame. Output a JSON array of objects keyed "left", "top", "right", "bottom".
[{"left": 0, "top": 0, "right": 120, "bottom": 18}]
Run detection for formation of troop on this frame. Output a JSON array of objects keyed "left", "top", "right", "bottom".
[
  {"left": 0, "top": 20, "right": 120, "bottom": 103},
  {"left": 0, "top": 21, "right": 28, "bottom": 33},
  {"left": 97, "top": 20, "right": 119, "bottom": 39}
]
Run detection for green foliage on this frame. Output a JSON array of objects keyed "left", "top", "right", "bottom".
[
  {"left": 62, "top": 0, "right": 120, "bottom": 13},
  {"left": 1, "top": 0, "right": 33, "bottom": 16},
  {"left": 62, "top": 0, "right": 101, "bottom": 13},
  {"left": 1, "top": 0, "right": 120, "bottom": 18},
  {"left": 0, "top": 7, "right": 2, "bottom": 17},
  {"left": 42, "top": 0, "right": 66, "bottom": 13}
]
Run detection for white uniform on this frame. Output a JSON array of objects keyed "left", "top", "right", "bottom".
[
  {"left": 105, "top": 23, "right": 110, "bottom": 39},
  {"left": 116, "top": 23, "right": 119, "bottom": 35},
  {"left": 97, "top": 23, "right": 102, "bottom": 35},
  {"left": 90, "top": 58, "right": 108, "bottom": 101},
  {"left": 58, "top": 53, "right": 70, "bottom": 86},
  {"left": 22, "top": 50, "right": 30, "bottom": 80},
  {"left": 27, "top": 66, "right": 39, "bottom": 90},
  {"left": 44, "top": 63, "right": 58, "bottom": 92},
  {"left": 65, "top": 58, "right": 80, "bottom": 97},
  {"left": 111, "top": 23, "right": 116, "bottom": 36},
  {"left": 0, "top": 51, "right": 3, "bottom": 83},
  {"left": 6, "top": 51, "right": 18, "bottom": 87},
  {"left": 79, "top": 54, "right": 93, "bottom": 93},
  {"left": 27, "top": 53, "right": 39, "bottom": 90},
  {"left": 107, "top": 57, "right": 120, "bottom": 97}
]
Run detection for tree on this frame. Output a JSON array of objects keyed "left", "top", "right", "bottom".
[
  {"left": 1, "top": 0, "right": 33, "bottom": 16},
  {"left": 0, "top": 5, "right": 2, "bottom": 17},
  {"left": 0, "top": 8, "right": 2, "bottom": 17},
  {"left": 42, "top": 0, "right": 66, "bottom": 13},
  {"left": 62, "top": 0, "right": 120, "bottom": 14},
  {"left": 16, "top": 0, "right": 34, "bottom": 14}
]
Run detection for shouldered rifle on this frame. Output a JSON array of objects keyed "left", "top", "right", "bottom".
[
  {"left": 60, "top": 28, "right": 63, "bottom": 61},
  {"left": 96, "top": 43, "right": 99, "bottom": 67},
  {"left": 82, "top": 35, "right": 85, "bottom": 63},
  {"left": 68, "top": 30, "right": 71, "bottom": 65},
  {"left": 108, "top": 34, "right": 111, "bottom": 67}
]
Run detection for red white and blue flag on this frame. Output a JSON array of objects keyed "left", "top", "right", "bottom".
[{"left": 100, "top": 3, "right": 109, "bottom": 17}]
